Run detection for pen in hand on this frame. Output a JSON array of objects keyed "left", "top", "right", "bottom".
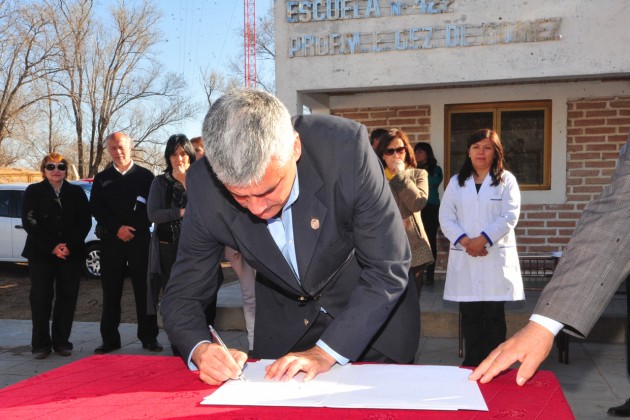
[{"left": 208, "top": 325, "right": 247, "bottom": 382}]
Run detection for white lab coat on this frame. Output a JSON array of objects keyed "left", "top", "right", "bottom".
[{"left": 439, "top": 170, "right": 524, "bottom": 302}]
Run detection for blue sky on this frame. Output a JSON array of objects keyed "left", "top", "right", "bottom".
[
  {"left": 155, "top": 0, "right": 273, "bottom": 137},
  {"left": 147, "top": 0, "right": 273, "bottom": 136}
]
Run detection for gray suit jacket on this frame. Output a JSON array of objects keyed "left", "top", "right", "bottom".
[
  {"left": 161, "top": 114, "right": 420, "bottom": 363},
  {"left": 535, "top": 132, "right": 630, "bottom": 338}
]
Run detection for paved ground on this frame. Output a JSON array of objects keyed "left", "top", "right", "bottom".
[{"left": 1, "top": 278, "right": 629, "bottom": 419}]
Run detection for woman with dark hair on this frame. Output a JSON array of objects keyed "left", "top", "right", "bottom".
[
  {"left": 146, "top": 134, "right": 203, "bottom": 352},
  {"left": 439, "top": 129, "right": 524, "bottom": 367},
  {"left": 376, "top": 129, "right": 433, "bottom": 295},
  {"left": 414, "top": 142, "right": 443, "bottom": 285},
  {"left": 22, "top": 152, "right": 92, "bottom": 359}
]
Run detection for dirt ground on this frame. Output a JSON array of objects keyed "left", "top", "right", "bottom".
[
  {"left": 0, "top": 262, "right": 237, "bottom": 322},
  {"left": 0, "top": 262, "right": 136, "bottom": 322}
]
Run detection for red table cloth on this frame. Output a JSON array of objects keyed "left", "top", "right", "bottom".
[{"left": 0, "top": 355, "right": 573, "bottom": 419}]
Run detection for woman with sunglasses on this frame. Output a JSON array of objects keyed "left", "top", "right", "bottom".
[
  {"left": 439, "top": 129, "right": 523, "bottom": 367},
  {"left": 21, "top": 153, "right": 92, "bottom": 359},
  {"left": 376, "top": 129, "right": 433, "bottom": 296}
]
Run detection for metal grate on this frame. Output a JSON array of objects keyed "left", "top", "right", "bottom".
[{"left": 519, "top": 253, "right": 559, "bottom": 291}]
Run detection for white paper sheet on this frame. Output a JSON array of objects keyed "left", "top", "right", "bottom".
[{"left": 201, "top": 360, "right": 488, "bottom": 411}]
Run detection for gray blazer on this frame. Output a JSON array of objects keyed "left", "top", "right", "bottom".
[
  {"left": 535, "top": 132, "right": 630, "bottom": 338},
  {"left": 161, "top": 114, "right": 420, "bottom": 363}
]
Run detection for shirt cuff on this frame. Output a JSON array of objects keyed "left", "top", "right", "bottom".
[
  {"left": 316, "top": 339, "right": 349, "bottom": 365},
  {"left": 481, "top": 231, "right": 493, "bottom": 246},
  {"left": 187, "top": 340, "right": 212, "bottom": 370},
  {"left": 530, "top": 314, "right": 564, "bottom": 336},
  {"left": 454, "top": 233, "right": 467, "bottom": 245}
]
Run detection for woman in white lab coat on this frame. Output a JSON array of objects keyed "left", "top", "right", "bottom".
[{"left": 439, "top": 129, "right": 524, "bottom": 367}]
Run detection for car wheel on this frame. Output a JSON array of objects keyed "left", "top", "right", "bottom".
[{"left": 84, "top": 243, "right": 101, "bottom": 279}]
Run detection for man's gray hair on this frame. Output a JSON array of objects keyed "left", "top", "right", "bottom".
[{"left": 201, "top": 89, "right": 295, "bottom": 186}]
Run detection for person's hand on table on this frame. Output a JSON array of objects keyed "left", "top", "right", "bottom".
[
  {"left": 264, "top": 345, "right": 336, "bottom": 382},
  {"left": 193, "top": 342, "right": 248, "bottom": 385},
  {"left": 469, "top": 321, "right": 554, "bottom": 386}
]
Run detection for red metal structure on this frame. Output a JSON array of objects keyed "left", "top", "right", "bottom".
[{"left": 243, "top": 0, "right": 257, "bottom": 88}]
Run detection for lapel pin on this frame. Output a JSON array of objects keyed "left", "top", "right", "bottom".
[{"left": 310, "top": 218, "right": 320, "bottom": 230}]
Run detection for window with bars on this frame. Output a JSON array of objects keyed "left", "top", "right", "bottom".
[{"left": 445, "top": 101, "right": 552, "bottom": 190}]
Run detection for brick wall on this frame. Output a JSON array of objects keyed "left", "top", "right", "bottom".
[
  {"left": 516, "top": 96, "right": 630, "bottom": 257},
  {"left": 332, "top": 105, "right": 431, "bottom": 143},
  {"left": 332, "top": 96, "right": 630, "bottom": 271}
]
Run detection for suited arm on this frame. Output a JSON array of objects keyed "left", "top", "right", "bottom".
[
  {"left": 160, "top": 169, "right": 225, "bottom": 364},
  {"left": 533, "top": 181, "right": 630, "bottom": 339},
  {"left": 317, "top": 124, "right": 412, "bottom": 361},
  {"left": 471, "top": 188, "right": 630, "bottom": 386}
]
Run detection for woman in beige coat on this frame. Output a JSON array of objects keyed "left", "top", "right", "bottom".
[{"left": 376, "top": 129, "right": 434, "bottom": 295}]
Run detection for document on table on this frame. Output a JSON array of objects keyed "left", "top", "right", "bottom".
[{"left": 201, "top": 360, "right": 488, "bottom": 411}]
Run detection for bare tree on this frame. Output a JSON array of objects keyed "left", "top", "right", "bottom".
[
  {"left": 199, "top": 66, "right": 240, "bottom": 108},
  {"left": 45, "top": 0, "right": 197, "bottom": 177},
  {"left": 0, "top": 0, "right": 61, "bottom": 147},
  {"left": 0, "top": 138, "right": 27, "bottom": 166},
  {"left": 256, "top": 4, "right": 276, "bottom": 64},
  {"left": 200, "top": 67, "right": 223, "bottom": 107},
  {"left": 47, "top": 0, "right": 92, "bottom": 175},
  {"left": 10, "top": 97, "right": 73, "bottom": 168}
]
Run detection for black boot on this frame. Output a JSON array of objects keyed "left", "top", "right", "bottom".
[{"left": 609, "top": 399, "right": 630, "bottom": 417}]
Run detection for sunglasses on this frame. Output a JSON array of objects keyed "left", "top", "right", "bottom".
[
  {"left": 45, "top": 163, "right": 67, "bottom": 171},
  {"left": 383, "top": 147, "right": 406, "bottom": 156}
]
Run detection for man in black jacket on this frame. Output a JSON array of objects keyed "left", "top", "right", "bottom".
[
  {"left": 90, "top": 132, "right": 161, "bottom": 354},
  {"left": 161, "top": 89, "right": 419, "bottom": 385}
]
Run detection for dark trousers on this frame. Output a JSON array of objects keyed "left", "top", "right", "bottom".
[
  {"left": 158, "top": 242, "right": 177, "bottom": 292},
  {"left": 29, "top": 258, "right": 81, "bottom": 352},
  {"left": 100, "top": 233, "right": 157, "bottom": 346},
  {"left": 460, "top": 301, "right": 506, "bottom": 367},
  {"left": 421, "top": 203, "right": 440, "bottom": 281}
]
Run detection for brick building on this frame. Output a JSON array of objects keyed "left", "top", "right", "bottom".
[{"left": 274, "top": 0, "right": 630, "bottom": 270}]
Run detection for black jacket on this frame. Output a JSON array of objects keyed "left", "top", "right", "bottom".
[
  {"left": 90, "top": 164, "right": 154, "bottom": 238},
  {"left": 21, "top": 180, "right": 92, "bottom": 262},
  {"left": 162, "top": 114, "right": 419, "bottom": 363}
]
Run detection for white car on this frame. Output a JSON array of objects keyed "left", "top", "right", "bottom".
[{"left": 0, "top": 181, "right": 101, "bottom": 278}]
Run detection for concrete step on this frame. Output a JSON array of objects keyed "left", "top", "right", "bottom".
[
  {"left": 420, "top": 311, "right": 626, "bottom": 343},
  {"left": 215, "top": 275, "right": 627, "bottom": 344}
]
